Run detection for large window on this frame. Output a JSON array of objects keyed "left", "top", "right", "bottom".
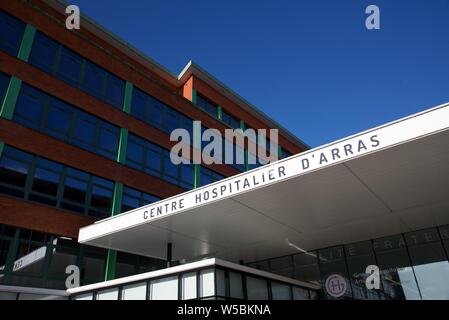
[
  {"left": 373, "top": 234, "right": 421, "bottom": 300},
  {"left": 126, "top": 133, "right": 194, "bottom": 189},
  {"left": 13, "top": 83, "right": 120, "bottom": 160},
  {"left": 196, "top": 94, "right": 218, "bottom": 117},
  {"left": 131, "top": 87, "right": 193, "bottom": 137},
  {"left": 29, "top": 31, "right": 125, "bottom": 108},
  {"left": 121, "top": 186, "right": 160, "bottom": 213},
  {"left": 405, "top": 228, "right": 449, "bottom": 300},
  {"left": 0, "top": 224, "right": 109, "bottom": 289},
  {"left": 0, "top": 11, "right": 25, "bottom": 57},
  {"left": 0, "top": 146, "right": 114, "bottom": 219},
  {"left": 0, "top": 72, "right": 9, "bottom": 104},
  {"left": 221, "top": 110, "right": 240, "bottom": 129}
]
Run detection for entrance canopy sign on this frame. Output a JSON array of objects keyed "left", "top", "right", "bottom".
[{"left": 78, "top": 103, "right": 449, "bottom": 262}]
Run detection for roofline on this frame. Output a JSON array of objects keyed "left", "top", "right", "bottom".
[
  {"left": 178, "top": 61, "right": 311, "bottom": 150},
  {"left": 44, "top": 0, "right": 309, "bottom": 150}
]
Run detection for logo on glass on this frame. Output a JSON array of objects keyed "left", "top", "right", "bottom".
[{"left": 325, "top": 274, "right": 347, "bottom": 298}]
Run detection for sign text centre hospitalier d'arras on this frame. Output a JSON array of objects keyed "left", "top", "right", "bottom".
[{"left": 141, "top": 134, "right": 380, "bottom": 222}]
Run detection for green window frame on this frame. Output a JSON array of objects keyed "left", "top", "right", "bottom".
[
  {"left": 0, "top": 145, "right": 114, "bottom": 219},
  {"left": 28, "top": 31, "right": 125, "bottom": 109}
]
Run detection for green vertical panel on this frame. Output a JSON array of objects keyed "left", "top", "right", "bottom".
[
  {"left": 123, "top": 81, "right": 133, "bottom": 114},
  {"left": 17, "top": 24, "right": 36, "bottom": 62},
  {"left": 0, "top": 77, "right": 22, "bottom": 120},
  {"left": 192, "top": 88, "right": 197, "bottom": 105},
  {"left": 217, "top": 106, "right": 222, "bottom": 120},
  {"left": 194, "top": 164, "right": 201, "bottom": 188},
  {"left": 111, "top": 182, "right": 123, "bottom": 215},
  {"left": 104, "top": 250, "right": 117, "bottom": 281},
  {"left": 104, "top": 182, "right": 123, "bottom": 281},
  {"left": 116, "top": 128, "right": 128, "bottom": 164},
  {"left": 0, "top": 141, "right": 4, "bottom": 159}
]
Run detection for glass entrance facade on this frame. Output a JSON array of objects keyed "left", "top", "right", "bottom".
[{"left": 247, "top": 225, "right": 449, "bottom": 300}]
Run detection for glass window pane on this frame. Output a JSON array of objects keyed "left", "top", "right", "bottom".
[
  {"left": 56, "top": 47, "right": 83, "bottom": 87},
  {"left": 373, "top": 234, "right": 421, "bottom": 300},
  {"left": 345, "top": 241, "right": 379, "bottom": 300},
  {"left": 45, "top": 103, "right": 72, "bottom": 134},
  {"left": 97, "top": 288, "right": 119, "bottom": 300},
  {"left": 182, "top": 272, "right": 197, "bottom": 300},
  {"left": 246, "top": 276, "right": 269, "bottom": 300},
  {"left": 405, "top": 228, "right": 449, "bottom": 300},
  {"left": 229, "top": 272, "right": 244, "bottom": 299},
  {"left": 271, "top": 282, "right": 291, "bottom": 300},
  {"left": 13, "top": 85, "right": 45, "bottom": 129},
  {"left": 269, "top": 256, "right": 293, "bottom": 278},
  {"left": 105, "top": 74, "right": 124, "bottom": 108},
  {"left": 216, "top": 269, "right": 226, "bottom": 298},
  {"left": 63, "top": 177, "right": 87, "bottom": 204},
  {"left": 82, "top": 246, "right": 106, "bottom": 283},
  {"left": 292, "top": 287, "right": 309, "bottom": 300},
  {"left": 32, "top": 167, "right": 60, "bottom": 196},
  {"left": 200, "top": 269, "right": 215, "bottom": 298},
  {"left": 0, "top": 11, "right": 25, "bottom": 56},
  {"left": 99, "top": 127, "right": 118, "bottom": 153},
  {"left": 83, "top": 61, "right": 105, "bottom": 99},
  {"left": 293, "top": 252, "right": 320, "bottom": 283},
  {"left": 121, "top": 282, "right": 147, "bottom": 300},
  {"left": 150, "top": 276, "right": 178, "bottom": 300},
  {"left": 0, "top": 156, "right": 29, "bottom": 188},
  {"left": 29, "top": 32, "right": 58, "bottom": 73}
]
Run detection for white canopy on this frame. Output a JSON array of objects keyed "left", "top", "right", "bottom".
[{"left": 78, "top": 103, "right": 449, "bottom": 263}]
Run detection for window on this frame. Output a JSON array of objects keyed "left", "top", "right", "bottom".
[
  {"left": 150, "top": 276, "right": 178, "bottom": 300},
  {"left": 271, "top": 282, "right": 291, "bottom": 300},
  {"left": 131, "top": 87, "right": 193, "bottom": 138},
  {"left": 345, "top": 241, "right": 380, "bottom": 300},
  {"left": 0, "top": 146, "right": 113, "bottom": 219},
  {"left": 126, "top": 133, "right": 194, "bottom": 189},
  {"left": 29, "top": 31, "right": 125, "bottom": 108},
  {"left": 196, "top": 94, "right": 218, "bottom": 117},
  {"left": 199, "top": 166, "right": 224, "bottom": 187},
  {"left": 293, "top": 252, "right": 320, "bottom": 283},
  {"left": 182, "top": 272, "right": 197, "bottom": 300},
  {"left": 229, "top": 272, "right": 244, "bottom": 299},
  {"left": 122, "top": 186, "right": 160, "bottom": 213},
  {"left": 199, "top": 269, "right": 215, "bottom": 298},
  {"left": 405, "top": 228, "right": 449, "bottom": 300},
  {"left": 0, "top": 10, "right": 25, "bottom": 57},
  {"left": 13, "top": 83, "right": 120, "bottom": 160},
  {"left": 0, "top": 73, "right": 10, "bottom": 103},
  {"left": 373, "top": 234, "right": 421, "bottom": 300},
  {"left": 121, "top": 282, "right": 147, "bottom": 300},
  {"left": 246, "top": 276, "right": 269, "bottom": 300},
  {"left": 269, "top": 255, "right": 294, "bottom": 278},
  {"left": 221, "top": 110, "right": 240, "bottom": 129},
  {"left": 97, "top": 288, "right": 119, "bottom": 300}
]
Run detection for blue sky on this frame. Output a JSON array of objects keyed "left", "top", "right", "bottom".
[{"left": 70, "top": 0, "right": 449, "bottom": 147}]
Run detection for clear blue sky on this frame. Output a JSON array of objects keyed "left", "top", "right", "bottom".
[{"left": 70, "top": 0, "right": 449, "bottom": 147}]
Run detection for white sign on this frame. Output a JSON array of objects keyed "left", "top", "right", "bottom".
[
  {"left": 78, "top": 103, "right": 449, "bottom": 243},
  {"left": 325, "top": 274, "right": 347, "bottom": 298}
]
